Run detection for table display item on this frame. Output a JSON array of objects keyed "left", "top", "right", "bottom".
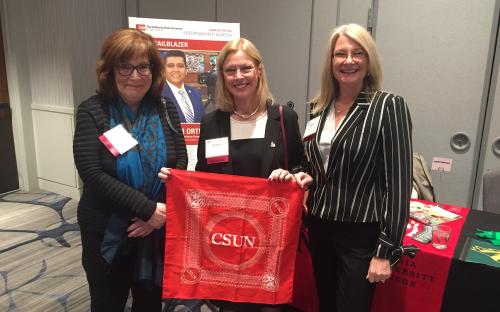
[
  {"left": 410, "top": 201, "right": 461, "bottom": 225},
  {"left": 475, "top": 229, "right": 500, "bottom": 246},
  {"left": 412, "top": 225, "right": 433, "bottom": 244},
  {"left": 432, "top": 224, "right": 452, "bottom": 250},
  {"left": 460, "top": 237, "right": 500, "bottom": 268}
]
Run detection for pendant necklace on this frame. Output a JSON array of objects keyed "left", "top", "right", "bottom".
[
  {"left": 233, "top": 105, "right": 260, "bottom": 119},
  {"left": 334, "top": 107, "right": 345, "bottom": 113},
  {"left": 334, "top": 103, "right": 351, "bottom": 114}
]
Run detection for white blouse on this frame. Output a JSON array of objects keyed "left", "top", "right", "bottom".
[{"left": 318, "top": 104, "right": 345, "bottom": 172}]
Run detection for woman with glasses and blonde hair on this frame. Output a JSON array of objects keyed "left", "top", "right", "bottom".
[
  {"left": 73, "top": 28, "right": 187, "bottom": 311},
  {"left": 194, "top": 37, "right": 311, "bottom": 185},
  {"left": 160, "top": 37, "right": 312, "bottom": 311},
  {"left": 304, "top": 24, "right": 413, "bottom": 311}
]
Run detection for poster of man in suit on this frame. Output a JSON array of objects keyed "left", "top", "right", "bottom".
[
  {"left": 162, "top": 50, "right": 205, "bottom": 123},
  {"left": 129, "top": 17, "right": 240, "bottom": 170}
]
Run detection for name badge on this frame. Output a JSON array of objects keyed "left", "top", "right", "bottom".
[
  {"left": 303, "top": 116, "right": 320, "bottom": 141},
  {"left": 206, "top": 137, "right": 229, "bottom": 164},
  {"left": 99, "top": 124, "right": 138, "bottom": 156}
]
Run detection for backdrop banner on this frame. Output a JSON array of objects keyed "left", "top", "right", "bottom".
[
  {"left": 128, "top": 17, "right": 240, "bottom": 170},
  {"left": 162, "top": 169, "right": 304, "bottom": 305}
]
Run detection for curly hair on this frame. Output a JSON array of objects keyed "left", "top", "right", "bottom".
[{"left": 96, "top": 28, "right": 165, "bottom": 103}]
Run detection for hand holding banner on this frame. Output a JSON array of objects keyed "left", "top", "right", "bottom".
[{"left": 162, "top": 169, "right": 304, "bottom": 305}]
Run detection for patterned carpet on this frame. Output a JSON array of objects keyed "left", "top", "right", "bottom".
[
  {"left": 0, "top": 192, "right": 217, "bottom": 312},
  {"left": 0, "top": 191, "right": 89, "bottom": 312}
]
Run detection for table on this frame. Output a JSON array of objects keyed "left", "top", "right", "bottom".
[
  {"left": 441, "top": 208, "right": 500, "bottom": 311},
  {"left": 372, "top": 200, "right": 500, "bottom": 312}
]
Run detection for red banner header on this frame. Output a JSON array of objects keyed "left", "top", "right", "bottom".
[{"left": 154, "top": 38, "right": 229, "bottom": 51}]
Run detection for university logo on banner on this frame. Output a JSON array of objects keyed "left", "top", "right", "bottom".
[{"left": 162, "top": 169, "right": 304, "bottom": 304}]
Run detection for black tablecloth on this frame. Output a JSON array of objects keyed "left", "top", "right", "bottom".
[{"left": 441, "top": 209, "right": 500, "bottom": 311}]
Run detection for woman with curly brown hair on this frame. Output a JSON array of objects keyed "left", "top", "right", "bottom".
[{"left": 73, "top": 28, "right": 187, "bottom": 311}]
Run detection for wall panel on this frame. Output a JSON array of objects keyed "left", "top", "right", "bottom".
[
  {"left": 218, "top": 0, "right": 312, "bottom": 130},
  {"left": 138, "top": 0, "right": 216, "bottom": 21},
  {"left": 375, "top": 0, "right": 497, "bottom": 207},
  {"left": 2, "top": 0, "right": 125, "bottom": 199},
  {"left": 32, "top": 110, "right": 77, "bottom": 187},
  {"left": 337, "top": 0, "right": 372, "bottom": 27},
  {"left": 308, "top": 0, "right": 339, "bottom": 109}
]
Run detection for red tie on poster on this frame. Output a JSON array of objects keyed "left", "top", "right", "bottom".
[{"left": 162, "top": 169, "right": 304, "bottom": 305}]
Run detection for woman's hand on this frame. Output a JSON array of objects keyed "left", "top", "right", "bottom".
[
  {"left": 294, "top": 172, "right": 313, "bottom": 189},
  {"left": 147, "top": 202, "right": 166, "bottom": 229},
  {"left": 127, "top": 217, "right": 154, "bottom": 238},
  {"left": 366, "top": 256, "right": 392, "bottom": 283},
  {"left": 268, "top": 169, "right": 294, "bottom": 182},
  {"left": 158, "top": 167, "right": 172, "bottom": 183}
]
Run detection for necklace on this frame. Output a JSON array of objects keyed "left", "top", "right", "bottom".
[
  {"left": 233, "top": 105, "right": 260, "bottom": 119},
  {"left": 334, "top": 106, "right": 346, "bottom": 114},
  {"left": 334, "top": 104, "right": 351, "bottom": 114},
  {"left": 335, "top": 107, "right": 344, "bottom": 113}
]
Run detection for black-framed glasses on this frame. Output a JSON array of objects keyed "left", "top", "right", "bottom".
[
  {"left": 116, "top": 63, "right": 153, "bottom": 76},
  {"left": 333, "top": 50, "right": 366, "bottom": 62}
]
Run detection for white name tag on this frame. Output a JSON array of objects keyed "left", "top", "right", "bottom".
[
  {"left": 431, "top": 157, "right": 453, "bottom": 172},
  {"left": 303, "top": 116, "right": 320, "bottom": 141},
  {"left": 99, "top": 124, "right": 138, "bottom": 156},
  {"left": 205, "top": 137, "right": 229, "bottom": 164}
]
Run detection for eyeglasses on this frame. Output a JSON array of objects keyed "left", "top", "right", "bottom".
[
  {"left": 116, "top": 63, "right": 153, "bottom": 76},
  {"left": 333, "top": 50, "right": 366, "bottom": 62},
  {"left": 223, "top": 65, "right": 255, "bottom": 77}
]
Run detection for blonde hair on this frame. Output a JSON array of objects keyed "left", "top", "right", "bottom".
[
  {"left": 215, "top": 38, "right": 274, "bottom": 112},
  {"left": 96, "top": 28, "right": 165, "bottom": 102},
  {"left": 311, "top": 24, "right": 382, "bottom": 114}
]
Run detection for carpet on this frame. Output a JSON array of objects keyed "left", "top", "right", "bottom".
[
  {"left": 0, "top": 191, "right": 217, "bottom": 312},
  {"left": 0, "top": 191, "right": 88, "bottom": 312}
]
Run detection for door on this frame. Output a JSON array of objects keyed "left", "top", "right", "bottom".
[
  {"left": 0, "top": 17, "right": 19, "bottom": 194},
  {"left": 374, "top": 0, "right": 497, "bottom": 207},
  {"left": 473, "top": 13, "right": 500, "bottom": 210}
]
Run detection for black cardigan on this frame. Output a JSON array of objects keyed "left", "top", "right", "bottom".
[
  {"left": 195, "top": 104, "right": 306, "bottom": 177},
  {"left": 73, "top": 95, "right": 187, "bottom": 232}
]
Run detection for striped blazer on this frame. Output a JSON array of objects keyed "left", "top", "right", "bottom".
[{"left": 305, "top": 90, "right": 412, "bottom": 259}]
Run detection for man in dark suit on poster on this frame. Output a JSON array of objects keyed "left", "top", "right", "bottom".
[{"left": 162, "top": 50, "right": 204, "bottom": 123}]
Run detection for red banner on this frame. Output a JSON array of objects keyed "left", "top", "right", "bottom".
[
  {"left": 154, "top": 38, "right": 229, "bottom": 51},
  {"left": 162, "top": 169, "right": 305, "bottom": 305},
  {"left": 372, "top": 200, "right": 470, "bottom": 312},
  {"left": 180, "top": 123, "right": 200, "bottom": 146}
]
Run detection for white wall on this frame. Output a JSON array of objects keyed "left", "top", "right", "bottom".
[{"left": 1, "top": 0, "right": 125, "bottom": 199}]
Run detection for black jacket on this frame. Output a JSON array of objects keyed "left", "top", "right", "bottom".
[
  {"left": 73, "top": 95, "right": 187, "bottom": 232},
  {"left": 195, "top": 104, "right": 305, "bottom": 177}
]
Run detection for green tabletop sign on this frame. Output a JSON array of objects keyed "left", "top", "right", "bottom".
[{"left": 463, "top": 238, "right": 500, "bottom": 268}]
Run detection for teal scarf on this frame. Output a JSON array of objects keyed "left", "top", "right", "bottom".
[
  {"left": 101, "top": 97, "right": 166, "bottom": 286},
  {"left": 111, "top": 97, "right": 166, "bottom": 197}
]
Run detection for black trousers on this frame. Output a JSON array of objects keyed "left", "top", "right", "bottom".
[
  {"left": 80, "top": 228, "right": 162, "bottom": 312},
  {"left": 308, "top": 218, "right": 380, "bottom": 312}
]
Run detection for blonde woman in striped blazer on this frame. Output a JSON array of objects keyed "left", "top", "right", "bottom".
[{"left": 303, "top": 24, "right": 412, "bottom": 311}]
